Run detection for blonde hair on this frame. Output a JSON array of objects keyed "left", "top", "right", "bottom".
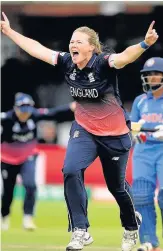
[{"left": 74, "top": 26, "right": 102, "bottom": 54}]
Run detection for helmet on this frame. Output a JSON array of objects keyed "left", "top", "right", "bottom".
[{"left": 140, "top": 57, "right": 163, "bottom": 92}]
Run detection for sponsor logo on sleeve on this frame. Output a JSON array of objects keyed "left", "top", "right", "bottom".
[{"left": 60, "top": 52, "right": 66, "bottom": 56}]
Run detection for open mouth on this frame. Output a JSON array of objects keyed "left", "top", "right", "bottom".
[{"left": 72, "top": 52, "right": 79, "bottom": 58}]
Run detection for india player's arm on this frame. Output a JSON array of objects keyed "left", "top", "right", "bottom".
[
  {"left": 129, "top": 98, "right": 146, "bottom": 143},
  {"left": 130, "top": 97, "right": 142, "bottom": 132},
  {"left": 109, "top": 21, "right": 158, "bottom": 69},
  {"left": 131, "top": 97, "right": 141, "bottom": 123},
  {"left": 34, "top": 102, "right": 75, "bottom": 123}
]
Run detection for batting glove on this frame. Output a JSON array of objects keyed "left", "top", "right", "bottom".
[
  {"left": 152, "top": 125, "right": 163, "bottom": 141},
  {"left": 134, "top": 132, "right": 147, "bottom": 144}
]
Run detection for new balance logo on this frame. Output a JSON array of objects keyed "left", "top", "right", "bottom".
[
  {"left": 73, "top": 130, "right": 80, "bottom": 138},
  {"left": 112, "top": 157, "right": 119, "bottom": 161}
]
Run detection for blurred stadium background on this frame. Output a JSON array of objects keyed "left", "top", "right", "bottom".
[{"left": 1, "top": 1, "right": 163, "bottom": 250}]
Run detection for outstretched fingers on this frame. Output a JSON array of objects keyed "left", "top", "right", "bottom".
[
  {"left": 2, "top": 12, "right": 9, "bottom": 22},
  {"left": 147, "top": 20, "right": 155, "bottom": 33}
]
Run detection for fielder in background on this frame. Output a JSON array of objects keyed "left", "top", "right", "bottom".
[
  {"left": 131, "top": 57, "right": 163, "bottom": 251},
  {"left": 1, "top": 92, "right": 75, "bottom": 231}
]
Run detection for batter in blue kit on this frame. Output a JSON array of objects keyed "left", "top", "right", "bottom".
[{"left": 131, "top": 57, "right": 163, "bottom": 251}]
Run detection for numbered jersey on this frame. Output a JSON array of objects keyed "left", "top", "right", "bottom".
[{"left": 131, "top": 92, "right": 163, "bottom": 143}]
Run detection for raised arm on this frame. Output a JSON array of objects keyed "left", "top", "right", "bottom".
[
  {"left": 109, "top": 21, "right": 159, "bottom": 69},
  {"left": 0, "top": 12, "right": 57, "bottom": 65}
]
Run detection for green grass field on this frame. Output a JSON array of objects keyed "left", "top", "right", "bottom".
[{"left": 2, "top": 200, "right": 163, "bottom": 251}]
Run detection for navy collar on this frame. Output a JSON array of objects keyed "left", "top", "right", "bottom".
[
  {"left": 86, "top": 53, "right": 97, "bottom": 68},
  {"left": 71, "top": 53, "right": 97, "bottom": 70}
]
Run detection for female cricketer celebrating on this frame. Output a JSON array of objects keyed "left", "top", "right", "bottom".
[{"left": 1, "top": 12, "right": 158, "bottom": 251}]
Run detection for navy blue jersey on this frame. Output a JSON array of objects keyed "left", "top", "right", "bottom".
[
  {"left": 1, "top": 105, "right": 74, "bottom": 164},
  {"left": 57, "top": 53, "right": 121, "bottom": 100},
  {"left": 53, "top": 52, "right": 130, "bottom": 136}
]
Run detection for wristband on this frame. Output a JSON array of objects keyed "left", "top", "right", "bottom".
[{"left": 140, "top": 41, "right": 150, "bottom": 50}]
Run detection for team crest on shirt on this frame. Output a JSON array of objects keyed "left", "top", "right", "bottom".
[
  {"left": 88, "top": 72, "right": 95, "bottom": 83},
  {"left": 73, "top": 130, "right": 80, "bottom": 138},
  {"left": 69, "top": 69, "right": 77, "bottom": 81}
]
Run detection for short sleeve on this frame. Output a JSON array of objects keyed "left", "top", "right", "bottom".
[
  {"left": 108, "top": 54, "right": 121, "bottom": 69},
  {"left": 97, "top": 53, "right": 117, "bottom": 77},
  {"left": 98, "top": 53, "right": 113, "bottom": 68},
  {"left": 54, "top": 52, "right": 71, "bottom": 73}
]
